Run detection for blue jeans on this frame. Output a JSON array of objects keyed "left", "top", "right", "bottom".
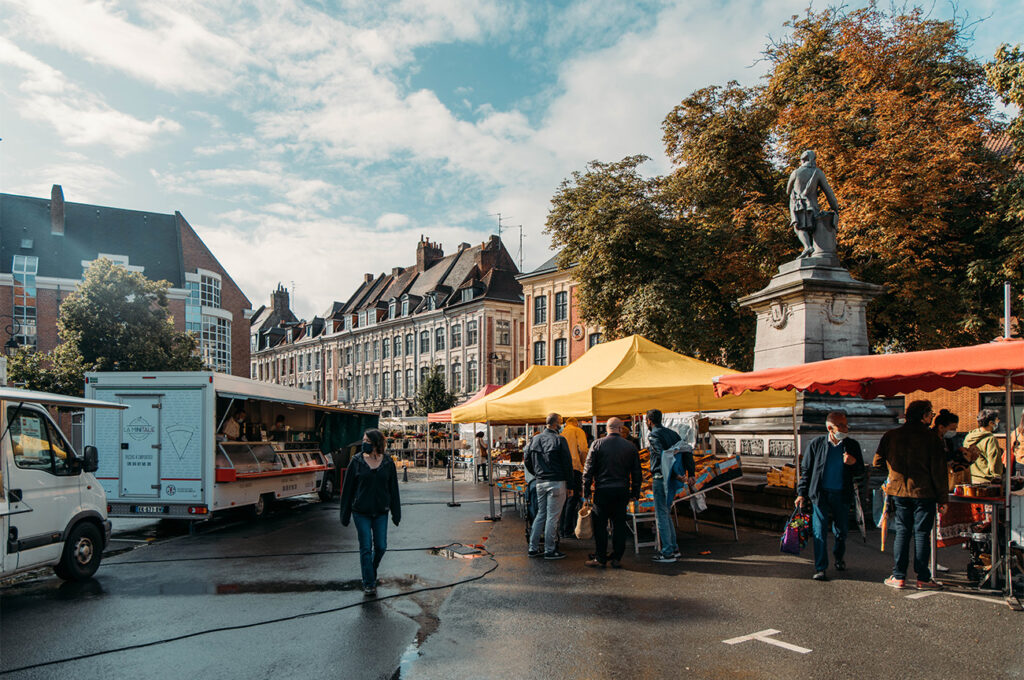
[
  {"left": 653, "top": 479, "right": 677, "bottom": 557},
  {"left": 811, "top": 490, "right": 848, "bottom": 573},
  {"left": 529, "top": 480, "right": 566, "bottom": 553},
  {"left": 891, "top": 497, "right": 937, "bottom": 582},
  {"left": 353, "top": 512, "right": 388, "bottom": 588}
]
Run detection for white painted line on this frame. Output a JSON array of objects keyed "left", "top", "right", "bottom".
[
  {"left": 906, "top": 590, "right": 1007, "bottom": 606},
  {"left": 723, "top": 629, "right": 811, "bottom": 654}
]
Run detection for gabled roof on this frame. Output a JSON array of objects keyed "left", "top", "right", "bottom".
[
  {"left": 0, "top": 192, "right": 185, "bottom": 286},
  {"left": 517, "top": 251, "right": 575, "bottom": 281}
]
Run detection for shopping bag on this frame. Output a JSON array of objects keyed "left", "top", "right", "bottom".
[
  {"left": 689, "top": 492, "right": 708, "bottom": 514},
  {"left": 575, "top": 501, "right": 594, "bottom": 540},
  {"left": 780, "top": 509, "right": 811, "bottom": 555}
]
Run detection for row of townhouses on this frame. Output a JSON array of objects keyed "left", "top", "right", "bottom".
[{"left": 250, "top": 236, "right": 604, "bottom": 416}]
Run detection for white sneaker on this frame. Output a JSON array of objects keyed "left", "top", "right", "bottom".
[{"left": 651, "top": 555, "right": 677, "bottom": 564}]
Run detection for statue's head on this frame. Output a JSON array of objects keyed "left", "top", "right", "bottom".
[{"left": 800, "top": 150, "right": 816, "bottom": 166}]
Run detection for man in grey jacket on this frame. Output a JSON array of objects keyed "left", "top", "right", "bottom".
[{"left": 525, "top": 412, "right": 574, "bottom": 560}]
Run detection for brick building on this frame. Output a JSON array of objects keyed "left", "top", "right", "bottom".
[
  {"left": 251, "top": 236, "right": 525, "bottom": 415},
  {"left": 519, "top": 253, "right": 602, "bottom": 367},
  {"left": 0, "top": 185, "right": 252, "bottom": 377}
]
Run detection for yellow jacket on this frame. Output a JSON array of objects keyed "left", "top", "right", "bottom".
[
  {"left": 562, "top": 423, "right": 589, "bottom": 472},
  {"left": 965, "top": 427, "right": 1003, "bottom": 483}
]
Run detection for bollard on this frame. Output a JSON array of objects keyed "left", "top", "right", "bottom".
[{"left": 403, "top": 464, "right": 408, "bottom": 483}]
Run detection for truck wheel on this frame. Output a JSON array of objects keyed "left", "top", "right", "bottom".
[
  {"left": 251, "top": 493, "right": 273, "bottom": 519},
  {"left": 318, "top": 473, "right": 336, "bottom": 501},
  {"left": 54, "top": 522, "right": 103, "bottom": 581}
]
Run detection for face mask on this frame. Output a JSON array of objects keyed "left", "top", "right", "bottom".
[
  {"left": 943, "top": 430, "right": 957, "bottom": 439},
  {"left": 361, "top": 441, "right": 374, "bottom": 454},
  {"left": 831, "top": 430, "right": 847, "bottom": 442}
]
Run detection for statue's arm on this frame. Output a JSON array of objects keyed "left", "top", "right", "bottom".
[
  {"left": 786, "top": 172, "right": 796, "bottom": 196},
  {"left": 818, "top": 171, "right": 840, "bottom": 212}
]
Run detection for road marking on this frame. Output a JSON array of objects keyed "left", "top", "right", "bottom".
[
  {"left": 906, "top": 590, "right": 1006, "bottom": 605},
  {"left": 723, "top": 629, "right": 811, "bottom": 654}
]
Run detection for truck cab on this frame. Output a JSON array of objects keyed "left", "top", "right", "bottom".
[{"left": 1, "top": 388, "right": 126, "bottom": 582}]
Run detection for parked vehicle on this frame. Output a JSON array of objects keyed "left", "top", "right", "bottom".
[
  {"left": 84, "top": 372, "right": 376, "bottom": 523},
  {"left": 1, "top": 387, "right": 127, "bottom": 582}
]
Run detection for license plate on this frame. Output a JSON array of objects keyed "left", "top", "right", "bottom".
[{"left": 132, "top": 505, "right": 168, "bottom": 514}]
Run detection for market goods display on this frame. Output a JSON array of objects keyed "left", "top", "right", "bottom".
[
  {"left": 494, "top": 469, "right": 526, "bottom": 492},
  {"left": 627, "top": 448, "right": 742, "bottom": 514},
  {"left": 766, "top": 464, "right": 797, "bottom": 489}
]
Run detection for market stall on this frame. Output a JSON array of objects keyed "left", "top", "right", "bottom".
[{"left": 713, "top": 338, "right": 1024, "bottom": 605}]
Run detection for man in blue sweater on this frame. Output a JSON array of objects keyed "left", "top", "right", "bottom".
[{"left": 795, "top": 411, "right": 865, "bottom": 581}]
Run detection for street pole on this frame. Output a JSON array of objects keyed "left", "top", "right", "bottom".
[
  {"left": 485, "top": 422, "right": 500, "bottom": 521},
  {"left": 1003, "top": 282, "right": 1015, "bottom": 601},
  {"left": 448, "top": 422, "right": 460, "bottom": 507}
]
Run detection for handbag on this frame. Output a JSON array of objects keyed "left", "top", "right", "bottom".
[
  {"left": 575, "top": 501, "right": 594, "bottom": 540},
  {"left": 689, "top": 492, "right": 707, "bottom": 514},
  {"left": 780, "top": 509, "right": 811, "bottom": 555}
]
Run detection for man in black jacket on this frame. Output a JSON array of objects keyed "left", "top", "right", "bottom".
[
  {"left": 796, "top": 411, "right": 865, "bottom": 581},
  {"left": 582, "top": 417, "right": 642, "bottom": 568},
  {"left": 525, "top": 412, "right": 574, "bottom": 560}
]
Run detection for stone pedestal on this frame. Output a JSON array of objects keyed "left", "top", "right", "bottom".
[{"left": 713, "top": 257, "right": 898, "bottom": 470}]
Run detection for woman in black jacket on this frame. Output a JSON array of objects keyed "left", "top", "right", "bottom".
[{"left": 339, "top": 429, "right": 401, "bottom": 596}]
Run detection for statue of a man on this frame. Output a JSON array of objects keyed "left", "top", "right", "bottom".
[{"left": 787, "top": 150, "right": 840, "bottom": 258}]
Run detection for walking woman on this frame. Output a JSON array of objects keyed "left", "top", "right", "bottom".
[{"left": 340, "top": 429, "right": 401, "bottom": 596}]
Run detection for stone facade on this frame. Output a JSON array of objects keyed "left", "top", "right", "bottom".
[{"left": 519, "top": 254, "right": 602, "bottom": 368}]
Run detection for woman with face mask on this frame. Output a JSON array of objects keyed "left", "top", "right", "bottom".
[
  {"left": 339, "top": 428, "right": 401, "bottom": 596},
  {"left": 931, "top": 410, "right": 975, "bottom": 466}
]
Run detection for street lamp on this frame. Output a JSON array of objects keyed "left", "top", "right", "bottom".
[{"left": 1, "top": 315, "right": 22, "bottom": 356}]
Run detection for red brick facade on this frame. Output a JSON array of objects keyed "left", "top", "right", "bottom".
[{"left": 521, "top": 264, "right": 602, "bottom": 367}]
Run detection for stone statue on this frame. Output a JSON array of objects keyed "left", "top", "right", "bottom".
[{"left": 787, "top": 150, "right": 840, "bottom": 259}]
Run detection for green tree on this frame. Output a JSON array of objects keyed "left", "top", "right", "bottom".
[
  {"left": 9, "top": 258, "right": 203, "bottom": 396},
  {"left": 985, "top": 43, "right": 1024, "bottom": 277},
  {"left": 414, "top": 365, "right": 456, "bottom": 416}
]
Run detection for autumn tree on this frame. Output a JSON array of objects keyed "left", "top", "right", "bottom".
[
  {"left": 10, "top": 259, "right": 203, "bottom": 395},
  {"left": 985, "top": 43, "right": 1024, "bottom": 275}
]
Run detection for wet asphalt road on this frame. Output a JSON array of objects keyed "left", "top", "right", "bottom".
[{"left": 2, "top": 479, "right": 1023, "bottom": 679}]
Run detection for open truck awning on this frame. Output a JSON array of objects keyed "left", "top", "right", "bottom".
[{"left": 0, "top": 387, "right": 128, "bottom": 410}]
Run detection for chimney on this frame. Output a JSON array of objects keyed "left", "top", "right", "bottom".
[
  {"left": 391, "top": 266, "right": 405, "bottom": 277},
  {"left": 416, "top": 236, "right": 444, "bottom": 272},
  {"left": 271, "top": 283, "right": 290, "bottom": 313},
  {"left": 50, "top": 184, "right": 65, "bottom": 236},
  {"left": 364, "top": 273, "right": 374, "bottom": 283}
]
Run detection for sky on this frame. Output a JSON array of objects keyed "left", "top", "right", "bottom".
[{"left": 1, "top": 0, "right": 1022, "bottom": 319}]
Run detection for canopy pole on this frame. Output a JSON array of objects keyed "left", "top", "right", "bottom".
[
  {"left": 1005, "top": 374, "right": 1015, "bottom": 600},
  {"left": 485, "top": 422, "right": 500, "bottom": 521},
  {"left": 792, "top": 403, "right": 800, "bottom": 488},
  {"left": 448, "top": 422, "right": 460, "bottom": 507}
]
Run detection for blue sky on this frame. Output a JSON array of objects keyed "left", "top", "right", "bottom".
[{"left": 1, "top": 0, "right": 1021, "bottom": 319}]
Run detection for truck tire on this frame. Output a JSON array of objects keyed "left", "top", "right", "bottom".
[
  {"left": 251, "top": 493, "right": 273, "bottom": 519},
  {"left": 318, "top": 472, "right": 336, "bottom": 501},
  {"left": 54, "top": 522, "right": 103, "bottom": 581}
]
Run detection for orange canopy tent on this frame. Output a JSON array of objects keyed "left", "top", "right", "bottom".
[
  {"left": 713, "top": 338, "right": 1024, "bottom": 600},
  {"left": 427, "top": 384, "right": 501, "bottom": 423}
]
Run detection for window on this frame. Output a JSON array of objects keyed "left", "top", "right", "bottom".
[
  {"left": 466, "top": 320, "right": 478, "bottom": 346},
  {"left": 373, "top": 340, "right": 380, "bottom": 361},
  {"left": 979, "top": 392, "right": 1024, "bottom": 435},
  {"left": 401, "top": 298, "right": 410, "bottom": 316},
  {"left": 495, "top": 360, "right": 510, "bottom": 385},
  {"left": 405, "top": 333, "right": 415, "bottom": 355},
  {"left": 326, "top": 351, "right": 333, "bottom": 369},
  {"left": 9, "top": 410, "right": 71, "bottom": 475},
  {"left": 393, "top": 336, "right": 402, "bottom": 358},
  {"left": 185, "top": 279, "right": 202, "bottom": 337},
  {"left": 426, "top": 293, "right": 436, "bottom": 310},
  {"left": 534, "top": 296, "right": 547, "bottom": 324},
  {"left": 353, "top": 376, "right": 361, "bottom": 401},
  {"left": 364, "top": 342, "right": 370, "bottom": 363},
  {"left": 382, "top": 371, "right": 390, "bottom": 398},
  {"left": 461, "top": 288, "right": 474, "bottom": 303},
  {"left": 298, "top": 354, "right": 304, "bottom": 372},
  {"left": 496, "top": 319, "right": 510, "bottom": 345},
  {"left": 451, "top": 364, "right": 462, "bottom": 392},
  {"left": 435, "top": 327, "right": 445, "bottom": 351},
  {"left": 420, "top": 365, "right": 430, "bottom": 384},
  {"left": 12, "top": 254, "right": 38, "bottom": 348},
  {"left": 326, "top": 379, "right": 333, "bottom": 401},
  {"left": 467, "top": 360, "right": 478, "bottom": 392},
  {"left": 382, "top": 339, "right": 390, "bottom": 360},
  {"left": 394, "top": 370, "right": 402, "bottom": 397},
  {"left": 554, "top": 291, "right": 568, "bottom": 321},
  {"left": 345, "top": 346, "right": 352, "bottom": 365},
  {"left": 354, "top": 344, "right": 361, "bottom": 364},
  {"left": 554, "top": 338, "right": 568, "bottom": 366},
  {"left": 373, "top": 374, "right": 380, "bottom": 399},
  {"left": 389, "top": 299, "right": 397, "bottom": 319},
  {"left": 534, "top": 341, "right": 547, "bottom": 366},
  {"left": 200, "top": 316, "right": 231, "bottom": 373},
  {"left": 420, "top": 331, "right": 430, "bottom": 354},
  {"left": 363, "top": 375, "right": 370, "bottom": 401},
  {"left": 200, "top": 274, "right": 221, "bottom": 308},
  {"left": 405, "top": 368, "right": 414, "bottom": 395},
  {"left": 451, "top": 323, "right": 462, "bottom": 348},
  {"left": 588, "top": 333, "right": 603, "bottom": 348}
]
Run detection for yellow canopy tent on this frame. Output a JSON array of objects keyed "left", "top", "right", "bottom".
[
  {"left": 483, "top": 335, "right": 796, "bottom": 422},
  {"left": 451, "top": 365, "right": 564, "bottom": 424}
]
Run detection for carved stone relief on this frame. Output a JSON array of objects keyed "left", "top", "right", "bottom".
[{"left": 767, "top": 300, "right": 792, "bottom": 329}]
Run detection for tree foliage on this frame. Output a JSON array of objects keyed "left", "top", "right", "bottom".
[
  {"left": 548, "top": 5, "right": 1020, "bottom": 367},
  {"left": 10, "top": 259, "right": 203, "bottom": 396},
  {"left": 414, "top": 365, "right": 456, "bottom": 417},
  {"left": 986, "top": 43, "right": 1024, "bottom": 273}
]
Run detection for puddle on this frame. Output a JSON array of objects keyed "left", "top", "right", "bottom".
[{"left": 430, "top": 545, "right": 484, "bottom": 560}]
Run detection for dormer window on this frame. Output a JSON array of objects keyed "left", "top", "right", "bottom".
[
  {"left": 426, "top": 293, "right": 436, "bottom": 311},
  {"left": 461, "top": 288, "right": 475, "bottom": 303},
  {"left": 401, "top": 297, "right": 410, "bottom": 316},
  {"left": 388, "top": 299, "right": 397, "bottom": 319}
]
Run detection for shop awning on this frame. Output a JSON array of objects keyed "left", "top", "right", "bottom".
[
  {"left": 712, "top": 338, "right": 1024, "bottom": 399},
  {"left": 482, "top": 335, "right": 796, "bottom": 423},
  {"left": 451, "top": 365, "right": 564, "bottom": 424},
  {"left": 0, "top": 387, "right": 128, "bottom": 410},
  {"left": 428, "top": 384, "right": 502, "bottom": 423}
]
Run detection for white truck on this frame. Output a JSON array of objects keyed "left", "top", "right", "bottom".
[
  {"left": 84, "top": 372, "right": 376, "bottom": 523},
  {"left": 1, "top": 387, "right": 127, "bottom": 582}
]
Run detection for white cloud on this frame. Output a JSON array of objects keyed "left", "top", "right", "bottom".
[
  {"left": 376, "top": 212, "right": 411, "bottom": 230},
  {"left": 151, "top": 165, "right": 339, "bottom": 211},
  {"left": 0, "top": 37, "right": 181, "bottom": 154},
  {"left": 3, "top": 155, "right": 123, "bottom": 203}
]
